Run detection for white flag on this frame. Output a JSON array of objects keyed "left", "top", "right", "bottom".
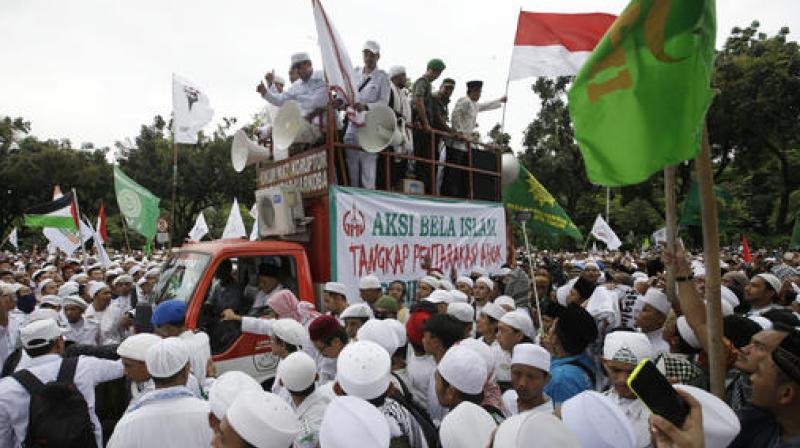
[
  {"left": 172, "top": 74, "right": 214, "bottom": 144},
  {"left": 92, "top": 231, "right": 111, "bottom": 267},
  {"left": 652, "top": 227, "right": 667, "bottom": 244},
  {"left": 591, "top": 214, "right": 622, "bottom": 250},
  {"left": 188, "top": 212, "right": 209, "bottom": 242},
  {"left": 249, "top": 203, "right": 259, "bottom": 241},
  {"left": 312, "top": 0, "right": 356, "bottom": 105},
  {"left": 43, "top": 228, "right": 81, "bottom": 255},
  {"left": 222, "top": 198, "right": 247, "bottom": 240},
  {"left": 7, "top": 228, "right": 18, "bottom": 248}
]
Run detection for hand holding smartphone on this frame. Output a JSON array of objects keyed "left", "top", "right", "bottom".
[{"left": 627, "top": 359, "right": 690, "bottom": 427}]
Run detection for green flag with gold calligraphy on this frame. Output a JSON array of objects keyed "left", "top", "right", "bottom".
[
  {"left": 503, "top": 165, "right": 582, "bottom": 242},
  {"left": 568, "top": 0, "right": 716, "bottom": 186}
]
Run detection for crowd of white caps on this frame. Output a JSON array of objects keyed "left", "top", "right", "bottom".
[{"left": 0, "top": 247, "right": 799, "bottom": 448}]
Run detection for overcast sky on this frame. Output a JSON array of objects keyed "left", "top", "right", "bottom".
[{"left": 1, "top": 0, "right": 798, "bottom": 153}]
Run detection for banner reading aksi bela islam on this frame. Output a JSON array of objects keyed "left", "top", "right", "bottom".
[{"left": 330, "top": 186, "right": 507, "bottom": 302}]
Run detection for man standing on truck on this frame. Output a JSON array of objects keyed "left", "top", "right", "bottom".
[{"left": 412, "top": 58, "right": 446, "bottom": 194}]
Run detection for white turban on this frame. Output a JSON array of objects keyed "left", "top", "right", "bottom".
[
  {"left": 226, "top": 391, "right": 301, "bottom": 448},
  {"left": 602, "top": 331, "right": 653, "bottom": 365},
  {"left": 438, "top": 345, "right": 486, "bottom": 395},
  {"left": 336, "top": 341, "right": 391, "bottom": 400},
  {"left": 145, "top": 337, "right": 190, "bottom": 378},
  {"left": 117, "top": 333, "right": 162, "bottom": 362},
  {"left": 87, "top": 281, "right": 109, "bottom": 298},
  {"left": 439, "top": 402, "right": 496, "bottom": 448},
  {"left": 208, "top": 371, "right": 263, "bottom": 420},
  {"left": 277, "top": 351, "right": 317, "bottom": 393},
  {"left": 561, "top": 391, "right": 636, "bottom": 448},
  {"left": 320, "top": 397, "right": 390, "bottom": 448}
]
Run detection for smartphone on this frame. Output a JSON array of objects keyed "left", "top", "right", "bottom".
[{"left": 627, "top": 359, "right": 690, "bottom": 427}]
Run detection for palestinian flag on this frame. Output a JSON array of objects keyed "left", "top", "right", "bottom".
[{"left": 24, "top": 190, "right": 80, "bottom": 230}]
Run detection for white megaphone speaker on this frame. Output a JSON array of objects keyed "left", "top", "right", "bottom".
[
  {"left": 357, "top": 105, "right": 404, "bottom": 153},
  {"left": 231, "top": 129, "right": 270, "bottom": 172},
  {"left": 273, "top": 100, "right": 315, "bottom": 151}
]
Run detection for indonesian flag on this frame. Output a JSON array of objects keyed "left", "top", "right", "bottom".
[
  {"left": 742, "top": 234, "right": 752, "bottom": 263},
  {"left": 508, "top": 11, "right": 616, "bottom": 80},
  {"left": 96, "top": 202, "right": 108, "bottom": 243}
]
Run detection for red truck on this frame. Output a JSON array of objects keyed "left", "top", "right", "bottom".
[{"left": 151, "top": 102, "right": 509, "bottom": 384}]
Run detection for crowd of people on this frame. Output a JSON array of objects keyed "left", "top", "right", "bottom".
[
  {"left": 255, "top": 41, "right": 507, "bottom": 197},
  {"left": 0, "top": 243, "right": 799, "bottom": 447}
]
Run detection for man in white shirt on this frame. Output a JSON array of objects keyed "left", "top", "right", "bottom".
[
  {"left": 387, "top": 65, "right": 414, "bottom": 188},
  {"left": 257, "top": 52, "right": 328, "bottom": 152},
  {"left": 344, "top": 40, "right": 391, "bottom": 189},
  {"left": 62, "top": 296, "right": 101, "bottom": 346},
  {"left": 0, "top": 319, "right": 124, "bottom": 448},
  {"left": 502, "top": 343, "right": 553, "bottom": 416},
  {"left": 277, "top": 351, "right": 331, "bottom": 448},
  {"left": 635, "top": 288, "right": 671, "bottom": 356},
  {"left": 0, "top": 283, "right": 19, "bottom": 367},
  {"left": 443, "top": 80, "right": 506, "bottom": 197},
  {"left": 108, "top": 337, "right": 213, "bottom": 448}
]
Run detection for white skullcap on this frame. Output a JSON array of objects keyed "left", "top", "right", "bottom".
[
  {"left": 58, "top": 282, "right": 79, "bottom": 298},
  {"left": 357, "top": 319, "right": 399, "bottom": 355},
  {"left": 499, "top": 310, "right": 535, "bottom": 339},
  {"left": 208, "top": 371, "right": 262, "bottom": 420},
  {"left": 419, "top": 276, "right": 439, "bottom": 289},
  {"left": 748, "top": 315, "right": 773, "bottom": 330},
  {"left": 62, "top": 295, "right": 88, "bottom": 310},
  {"left": 493, "top": 411, "right": 580, "bottom": 448},
  {"left": 756, "top": 273, "right": 782, "bottom": 293},
  {"left": 136, "top": 277, "right": 148, "bottom": 287},
  {"left": 40, "top": 295, "right": 63, "bottom": 307},
  {"left": 273, "top": 318, "right": 309, "bottom": 347},
  {"left": 511, "top": 343, "right": 550, "bottom": 373},
  {"left": 632, "top": 272, "right": 649, "bottom": 285},
  {"left": 641, "top": 288, "right": 670, "bottom": 315},
  {"left": 274, "top": 75, "right": 287, "bottom": 85},
  {"left": 278, "top": 351, "right": 318, "bottom": 393},
  {"left": 117, "top": 333, "right": 162, "bottom": 362},
  {"left": 439, "top": 402, "right": 496, "bottom": 448},
  {"left": 720, "top": 285, "right": 740, "bottom": 308},
  {"left": 447, "top": 302, "right": 474, "bottom": 324},
  {"left": 43, "top": 265, "right": 58, "bottom": 273},
  {"left": 427, "top": 290, "right": 452, "bottom": 304},
  {"left": 70, "top": 273, "right": 89, "bottom": 283},
  {"left": 145, "top": 337, "right": 190, "bottom": 378},
  {"left": 290, "top": 51, "right": 312, "bottom": 65},
  {"left": 359, "top": 275, "right": 381, "bottom": 290},
  {"left": 226, "top": 391, "right": 301, "bottom": 448},
  {"left": 88, "top": 281, "right": 109, "bottom": 298},
  {"left": 145, "top": 268, "right": 160, "bottom": 278},
  {"left": 36, "top": 278, "right": 54, "bottom": 292},
  {"left": 320, "top": 396, "right": 390, "bottom": 448},
  {"left": 20, "top": 319, "right": 67, "bottom": 349},
  {"left": 495, "top": 295, "right": 516, "bottom": 310},
  {"left": 384, "top": 318, "right": 407, "bottom": 348},
  {"left": 603, "top": 331, "right": 653, "bottom": 365},
  {"left": 471, "top": 267, "right": 488, "bottom": 277},
  {"left": 556, "top": 281, "right": 573, "bottom": 307},
  {"left": 475, "top": 276, "right": 494, "bottom": 290},
  {"left": 450, "top": 290, "right": 468, "bottom": 303},
  {"left": 456, "top": 338, "right": 494, "bottom": 379},
  {"left": 388, "top": 65, "right": 406, "bottom": 78},
  {"left": 129, "top": 265, "right": 143, "bottom": 276},
  {"left": 455, "top": 276, "right": 474, "bottom": 288},
  {"left": 677, "top": 316, "right": 702, "bottom": 349},
  {"left": 481, "top": 302, "right": 507, "bottom": 321},
  {"left": 362, "top": 40, "right": 380, "bottom": 53},
  {"left": 673, "top": 385, "right": 740, "bottom": 448},
  {"left": 336, "top": 340, "right": 391, "bottom": 400},
  {"left": 561, "top": 391, "right": 636, "bottom": 448},
  {"left": 341, "top": 303, "right": 374, "bottom": 320},
  {"left": 27, "top": 308, "right": 61, "bottom": 324},
  {"left": 113, "top": 274, "right": 134, "bottom": 285},
  {"left": 324, "top": 281, "right": 347, "bottom": 296},
  {"left": 439, "top": 280, "right": 455, "bottom": 291},
  {"left": 438, "top": 345, "right": 487, "bottom": 395}
]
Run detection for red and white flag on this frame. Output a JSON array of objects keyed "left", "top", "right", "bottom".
[
  {"left": 508, "top": 11, "right": 616, "bottom": 80},
  {"left": 96, "top": 201, "right": 108, "bottom": 243}
]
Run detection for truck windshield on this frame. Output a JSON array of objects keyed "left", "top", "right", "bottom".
[{"left": 153, "top": 252, "right": 211, "bottom": 303}]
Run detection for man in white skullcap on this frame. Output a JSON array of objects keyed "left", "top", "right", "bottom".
[
  {"left": 255, "top": 73, "right": 287, "bottom": 144},
  {"left": 439, "top": 401, "right": 496, "bottom": 448},
  {"left": 340, "top": 303, "right": 374, "bottom": 340},
  {"left": 494, "top": 310, "right": 534, "bottom": 392},
  {"left": 319, "top": 396, "right": 391, "bottom": 448},
  {"left": 427, "top": 290, "right": 452, "bottom": 314},
  {"left": 492, "top": 410, "right": 580, "bottom": 447},
  {"left": 561, "top": 390, "right": 637, "bottom": 448},
  {"left": 473, "top": 277, "right": 494, "bottom": 316},
  {"left": 335, "top": 340, "right": 428, "bottom": 447},
  {"left": 601, "top": 331, "right": 654, "bottom": 448},
  {"left": 455, "top": 276, "right": 474, "bottom": 299},
  {"left": 277, "top": 351, "right": 331, "bottom": 448},
  {"left": 455, "top": 338, "right": 505, "bottom": 423},
  {"left": 476, "top": 302, "right": 505, "bottom": 346},
  {"left": 417, "top": 275, "right": 438, "bottom": 300},
  {"left": 112, "top": 274, "right": 136, "bottom": 310},
  {"left": 219, "top": 391, "right": 301, "bottom": 448},
  {"left": 502, "top": 343, "right": 552, "bottom": 416},
  {"left": 447, "top": 302, "right": 475, "bottom": 338},
  {"left": 345, "top": 40, "right": 391, "bottom": 189},
  {"left": 387, "top": 64, "right": 414, "bottom": 186},
  {"left": 84, "top": 281, "right": 130, "bottom": 344},
  {"left": 635, "top": 288, "right": 671, "bottom": 356},
  {"left": 322, "top": 282, "right": 348, "bottom": 324},
  {"left": 108, "top": 338, "right": 213, "bottom": 447},
  {"left": 745, "top": 273, "right": 784, "bottom": 317},
  {"left": 207, "top": 370, "right": 263, "bottom": 440},
  {"left": 117, "top": 332, "right": 162, "bottom": 406},
  {"left": 435, "top": 345, "right": 488, "bottom": 417},
  {"left": 257, "top": 52, "right": 328, "bottom": 150},
  {"left": 359, "top": 274, "right": 383, "bottom": 308}
]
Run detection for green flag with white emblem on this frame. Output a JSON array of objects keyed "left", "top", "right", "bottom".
[{"left": 114, "top": 165, "right": 160, "bottom": 240}]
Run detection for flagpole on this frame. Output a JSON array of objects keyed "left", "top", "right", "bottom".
[
  {"left": 663, "top": 166, "right": 678, "bottom": 306},
  {"left": 71, "top": 188, "right": 89, "bottom": 270},
  {"left": 170, "top": 134, "right": 177, "bottom": 251},
  {"left": 520, "top": 223, "right": 543, "bottom": 331},
  {"left": 120, "top": 214, "right": 132, "bottom": 253},
  {"left": 696, "top": 127, "right": 725, "bottom": 399},
  {"left": 605, "top": 187, "right": 611, "bottom": 225},
  {"left": 498, "top": 7, "right": 522, "bottom": 142}
]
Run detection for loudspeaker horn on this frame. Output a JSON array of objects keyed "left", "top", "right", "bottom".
[
  {"left": 273, "top": 100, "right": 315, "bottom": 151},
  {"left": 357, "top": 105, "right": 404, "bottom": 153},
  {"left": 231, "top": 129, "right": 270, "bottom": 173}
]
